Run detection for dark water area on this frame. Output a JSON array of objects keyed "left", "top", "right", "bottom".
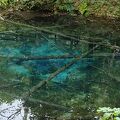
[{"left": 0, "top": 18, "right": 120, "bottom": 120}]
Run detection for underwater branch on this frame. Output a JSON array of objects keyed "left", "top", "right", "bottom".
[
  {"left": 3, "top": 19, "right": 120, "bottom": 51},
  {"left": 22, "top": 45, "right": 99, "bottom": 100}
]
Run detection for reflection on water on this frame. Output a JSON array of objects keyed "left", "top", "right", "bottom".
[
  {"left": 0, "top": 99, "right": 32, "bottom": 120},
  {"left": 0, "top": 19, "right": 120, "bottom": 119},
  {"left": 0, "top": 99, "right": 39, "bottom": 120}
]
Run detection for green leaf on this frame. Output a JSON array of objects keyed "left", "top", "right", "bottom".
[{"left": 78, "top": 2, "right": 88, "bottom": 15}]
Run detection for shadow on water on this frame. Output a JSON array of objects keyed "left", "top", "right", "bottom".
[{"left": 0, "top": 18, "right": 120, "bottom": 119}]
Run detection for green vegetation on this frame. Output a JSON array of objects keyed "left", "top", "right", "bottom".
[
  {"left": 97, "top": 107, "right": 120, "bottom": 120},
  {"left": 0, "top": 0, "right": 120, "bottom": 17}
]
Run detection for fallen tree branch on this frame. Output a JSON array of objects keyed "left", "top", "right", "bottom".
[
  {"left": 13, "top": 54, "right": 80, "bottom": 61},
  {"left": 42, "top": 24, "right": 69, "bottom": 29},
  {"left": 91, "top": 65, "right": 120, "bottom": 83},
  {"left": 0, "top": 54, "right": 79, "bottom": 62},
  {"left": 91, "top": 53, "right": 120, "bottom": 57},
  {"left": 0, "top": 20, "right": 120, "bottom": 51},
  {"left": 28, "top": 98, "right": 68, "bottom": 110},
  {"left": 0, "top": 29, "right": 102, "bottom": 44},
  {"left": 3, "top": 20, "right": 120, "bottom": 50},
  {"left": 0, "top": 83, "right": 21, "bottom": 89},
  {"left": 22, "top": 45, "right": 99, "bottom": 99},
  {"left": 0, "top": 52, "right": 119, "bottom": 63}
]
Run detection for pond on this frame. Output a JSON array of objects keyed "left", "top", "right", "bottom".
[{"left": 0, "top": 18, "right": 120, "bottom": 120}]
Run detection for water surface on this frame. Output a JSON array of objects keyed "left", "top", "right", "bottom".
[{"left": 0, "top": 19, "right": 120, "bottom": 119}]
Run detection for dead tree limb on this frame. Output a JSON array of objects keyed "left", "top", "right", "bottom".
[
  {"left": 42, "top": 24, "right": 69, "bottom": 29},
  {"left": 0, "top": 54, "right": 88, "bottom": 62},
  {"left": 0, "top": 83, "right": 21, "bottom": 89},
  {"left": 91, "top": 53, "right": 120, "bottom": 57},
  {"left": 22, "top": 45, "right": 99, "bottom": 99},
  {"left": 0, "top": 54, "right": 79, "bottom": 62},
  {"left": 14, "top": 54, "right": 80, "bottom": 61},
  {"left": 1, "top": 53, "right": 120, "bottom": 62},
  {"left": 91, "top": 65, "right": 120, "bottom": 83},
  {"left": 4, "top": 20, "right": 120, "bottom": 50},
  {"left": 28, "top": 98, "right": 68, "bottom": 110}
]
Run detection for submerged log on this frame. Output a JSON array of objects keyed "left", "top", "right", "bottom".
[
  {"left": 22, "top": 45, "right": 99, "bottom": 99},
  {"left": 0, "top": 83, "right": 20, "bottom": 89},
  {"left": 15, "top": 54, "right": 80, "bottom": 61},
  {"left": 0, "top": 54, "right": 79, "bottom": 62},
  {"left": 91, "top": 65, "right": 120, "bottom": 83},
  {"left": 16, "top": 53, "right": 120, "bottom": 61},
  {"left": 28, "top": 98, "right": 68, "bottom": 110},
  {"left": 3, "top": 19, "right": 120, "bottom": 51},
  {"left": 0, "top": 53, "right": 120, "bottom": 63},
  {"left": 92, "top": 53, "right": 120, "bottom": 57}
]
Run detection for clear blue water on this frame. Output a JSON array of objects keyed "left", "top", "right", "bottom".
[{"left": 0, "top": 20, "right": 120, "bottom": 119}]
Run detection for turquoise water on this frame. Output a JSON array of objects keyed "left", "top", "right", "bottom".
[{"left": 0, "top": 20, "right": 120, "bottom": 119}]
